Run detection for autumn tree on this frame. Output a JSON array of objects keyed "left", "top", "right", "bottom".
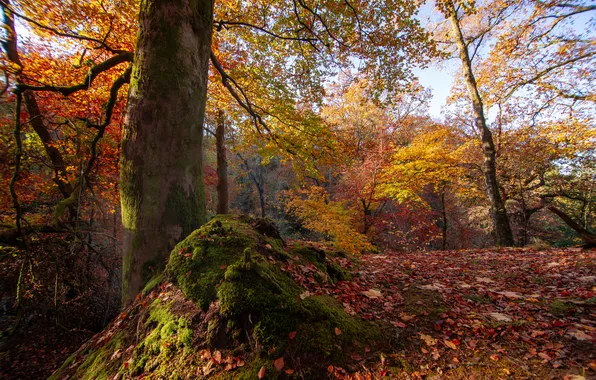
[
  {"left": 437, "top": 0, "right": 515, "bottom": 246},
  {"left": 4, "top": 0, "right": 436, "bottom": 302}
]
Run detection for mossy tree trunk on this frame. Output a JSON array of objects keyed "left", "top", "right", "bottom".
[
  {"left": 216, "top": 109, "right": 229, "bottom": 214},
  {"left": 120, "top": 0, "right": 213, "bottom": 304},
  {"left": 444, "top": 0, "right": 514, "bottom": 247}
]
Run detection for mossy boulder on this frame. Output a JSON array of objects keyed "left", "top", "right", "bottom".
[{"left": 50, "top": 215, "right": 380, "bottom": 379}]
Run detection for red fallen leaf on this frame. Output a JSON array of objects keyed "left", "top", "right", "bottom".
[
  {"left": 288, "top": 331, "right": 297, "bottom": 340},
  {"left": 328, "top": 365, "right": 334, "bottom": 373},
  {"left": 490, "top": 354, "right": 499, "bottom": 361},
  {"left": 258, "top": 365, "right": 266, "bottom": 378},
  {"left": 350, "top": 353, "right": 363, "bottom": 361},
  {"left": 444, "top": 339, "right": 457, "bottom": 350},
  {"left": 452, "top": 356, "right": 460, "bottom": 363},
  {"left": 335, "top": 327, "right": 342, "bottom": 335},
  {"left": 421, "top": 348, "right": 429, "bottom": 354},
  {"left": 225, "top": 363, "right": 236, "bottom": 371},
  {"left": 120, "top": 311, "right": 128, "bottom": 319},
  {"left": 274, "top": 357, "right": 285, "bottom": 370},
  {"left": 391, "top": 321, "right": 406, "bottom": 328},
  {"left": 434, "top": 320, "right": 443, "bottom": 331},
  {"left": 379, "top": 369, "right": 388, "bottom": 377},
  {"left": 285, "top": 369, "right": 295, "bottom": 375}
]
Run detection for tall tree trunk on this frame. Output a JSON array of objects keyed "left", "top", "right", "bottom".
[
  {"left": 216, "top": 109, "right": 229, "bottom": 214},
  {"left": 445, "top": 1, "right": 514, "bottom": 247},
  {"left": 548, "top": 206, "right": 596, "bottom": 248},
  {"left": 120, "top": 0, "right": 213, "bottom": 304},
  {"left": 440, "top": 191, "right": 448, "bottom": 250}
]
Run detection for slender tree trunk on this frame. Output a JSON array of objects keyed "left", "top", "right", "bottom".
[
  {"left": 120, "top": 0, "right": 213, "bottom": 304},
  {"left": 361, "top": 198, "right": 371, "bottom": 235},
  {"left": 257, "top": 183, "right": 266, "bottom": 218},
  {"left": 445, "top": 1, "right": 514, "bottom": 247},
  {"left": 1, "top": 2, "right": 74, "bottom": 200},
  {"left": 440, "top": 191, "right": 448, "bottom": 250},
  {"left": 216, "top": 109, "right": 229, "bottom": 214},
  {"left": 548, "top": 206, "right": 596, "bottom": 248}
]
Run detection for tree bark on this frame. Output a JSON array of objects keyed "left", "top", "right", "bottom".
[
  {"left": 548, "top": 206, "right": 596, "bottom": 248},
  {"left": 445, "top": 1, "right": 515, "bottom": 247},
  {"left": 216, "top": 109, "right": 229, "bottom": 214},
  {"left": 440, "top": 191, "right": 448, "bottom": 250},
  {"left": 120, "top": 0, "right": 213, "bottom": 304}
]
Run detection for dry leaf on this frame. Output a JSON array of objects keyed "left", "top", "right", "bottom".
[
  {"left": 258, "top": 365, "right": 266, "bottom": 379},
  {"left": 335, "top": 327, "right": 342, "bottom": 335},
  {"left": 361, "top": 289, "right": 383, "bottom": 298},
  {"left": 274, "top": 357, "right": 285, "bottom": 371}
]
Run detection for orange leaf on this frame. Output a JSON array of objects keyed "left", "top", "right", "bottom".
[
  {"left": 258, "top": 365, "right": 266, "bottom": 379},
  {"left": 285, "top": 369, "right": 295, "bottom": 375},
  {"left": 274, "top": 357, "right": 285, "bottom": 371},
  {"left": 334, "top": 327, "right": 342, "bottom": 335},
  {"left": 444, "top": 339, "right": 457, "bottom": 350}
]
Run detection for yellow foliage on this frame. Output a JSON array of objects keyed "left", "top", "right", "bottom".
[
  {"left": 283, "top": 187, "right": 374, "bottom": 255},
  {"left": 380, "top": 126, "right": 476, "bottom": 204}
]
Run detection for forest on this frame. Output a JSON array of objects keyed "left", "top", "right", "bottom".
[{"left": 0, "top": 0, "right": 594, "bottom": 378}]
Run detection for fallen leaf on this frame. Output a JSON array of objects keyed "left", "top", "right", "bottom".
[
  {"left": 258, "top": 365, "right": 266, "bottom": 379},
  {"left": 496, "top": 291, "right": 523, "bottom": 299},
  {"left": 419, "top": 333, "right": 436, "bottom": 346},
  {"left": 444, "top": 339, "right": 457, "bottom": 350},
  {"left": 288, "top": 331, "right": 297, "bottom": 340},
  {"left": 567, "top": 330, "right": 593, "bottom": 341},
  {"left": 476, "top": 276, "right": 493, "bottom": 283},
  {"left": 328, "top": 365, "right": 334, "bottom": 373},
  {"left": 202, "top": 360, "right": 214, "bottom": 376},
  {"left": 213, "top": 350, "right": 222, "bottom": 364},
  {"left": 487, "top": 313, "right": 512, "bottom": 322},
  {"left": 274, "top": 357, "right": 285, "bottom": 370},
  {"left": 285, "top": 369, "right": 295, "bottom": 375},
  {"left": 400, "top": 312, "right": 416, "bottom": 321},
  {"left": 300, "top": 291, "right": 311, "bottom": 300},
  {"left": 335, "top": 327, "right": 342, "bottom": 335},
  {"left": 362, "top": 289, "right": 383, "bottom": 298},
  {"left": 490, "top": 354, "right": 499, "bottom": 361},
  {"left": 419, "top": 283, "right": 444, "bottom": 290}
]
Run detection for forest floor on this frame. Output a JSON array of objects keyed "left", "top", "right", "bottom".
[
  {"left": 298, "top": 245, "right": 596, "bottom": 379},
  {"left": 2, "top": 246, "right": 595, "bottom": 379}
]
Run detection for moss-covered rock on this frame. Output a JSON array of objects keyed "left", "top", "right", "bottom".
[{"left": 50, "top": 215, "right": 380, "bottom": 379}]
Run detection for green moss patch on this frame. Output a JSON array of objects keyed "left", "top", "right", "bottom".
[{"left": 50, "top": 215, "right": 380, "bottom": 379}]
